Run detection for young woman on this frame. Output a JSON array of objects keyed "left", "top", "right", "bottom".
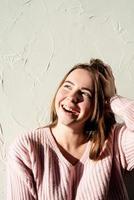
[{"left": 7, "top": 59, "right": 134, "bottom": 200}]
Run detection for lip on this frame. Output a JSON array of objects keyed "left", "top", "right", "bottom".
[{"left": 61, "top": 104, "right": 80, "bottom": 116}]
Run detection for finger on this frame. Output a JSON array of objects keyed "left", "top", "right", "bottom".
[
  {"left": 103, "top": 65, "right": 114, "bottom": 79},
  {"left": 98, "top": 72, "right": 108, "bottom": 83}
]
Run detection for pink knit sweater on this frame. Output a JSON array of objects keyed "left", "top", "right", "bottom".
[{"left": 7, "top": 96, "right": 134, "bottom": 200}]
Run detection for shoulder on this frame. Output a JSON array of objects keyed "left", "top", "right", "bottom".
[
  {"left": 6, "top": 127, "right": 51, "bottom": 190},
  {"left": 7, "top": 126, "right": 51, "bottom": 167},
  {"left": 9, "top": 126, "right": 49, "bottom": 150}
]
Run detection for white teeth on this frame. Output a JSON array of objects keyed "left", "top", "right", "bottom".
[
  {"left": 62, "top": 105, "right": 79, "bottom": 115},
  {"left": 63, "top": 105, "right": 73, "bottom": 112}
]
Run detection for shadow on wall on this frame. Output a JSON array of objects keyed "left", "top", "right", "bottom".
[{"left": 124, "top": 170, "right": 134, "bottom": 200}]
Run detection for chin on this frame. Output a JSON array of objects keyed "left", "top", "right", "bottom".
[{"left": 58, "top": 118, "right": 75, "bottom": 126}]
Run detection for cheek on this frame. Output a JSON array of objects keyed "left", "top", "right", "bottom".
[
  {"left": 55, "top": 89, "right": 66, "bottom": 106},
  {"left": 80, "top": 100, "right": 92, "bottom": 115}
]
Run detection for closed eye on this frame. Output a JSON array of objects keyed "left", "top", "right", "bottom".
[
  {"left": 63, "top": 83, "right": 72, "bottom": 90},
  {"left": 81, "top": 91, "right": 92, "bottom": 99}
]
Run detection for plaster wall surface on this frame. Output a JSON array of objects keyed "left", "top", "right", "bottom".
[{"left": 0, "top": 0, "right": 134, "bottom": 199}]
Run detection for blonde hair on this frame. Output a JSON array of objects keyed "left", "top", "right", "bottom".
[{"left": 49, "top": 59, "right": 116, "bottom": 160}]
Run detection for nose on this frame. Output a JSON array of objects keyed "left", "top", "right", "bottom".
[{"left": 67, "top": 90, "right": 82, "bottom": 103}]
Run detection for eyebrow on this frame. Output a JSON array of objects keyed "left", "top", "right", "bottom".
[{"left": 64, "top": 80, "right": 93, "bottom": 94}]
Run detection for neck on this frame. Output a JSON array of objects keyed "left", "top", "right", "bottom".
[{"left": 51, "top": 123, "right": 88, "bottom": 150}]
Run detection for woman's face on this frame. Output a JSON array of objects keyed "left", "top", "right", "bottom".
[{"left": 55, "top": 69, "right": 94, "bottom": 130}]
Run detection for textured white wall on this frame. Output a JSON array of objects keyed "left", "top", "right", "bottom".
[{"left": 0, "top": 0, "right": 134, "bottom": 199}]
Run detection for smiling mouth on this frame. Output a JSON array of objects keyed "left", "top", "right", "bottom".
[{"left": 62, "top": 105, "right": 80, "bottom": 116}]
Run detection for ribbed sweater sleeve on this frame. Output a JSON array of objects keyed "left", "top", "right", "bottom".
[
  {"left": 6, "top": 132, "right": 37, "bottom": 200},
  {"left": 111, "top": 95, "right": 134, "bottom": 171},
  {"left": 111, "top": 95, "right": 134, "bottom": 131}
]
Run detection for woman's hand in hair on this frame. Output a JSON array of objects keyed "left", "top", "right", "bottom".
[{"left": 99, "top": 65, "right": 117, "bottom": 101}]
